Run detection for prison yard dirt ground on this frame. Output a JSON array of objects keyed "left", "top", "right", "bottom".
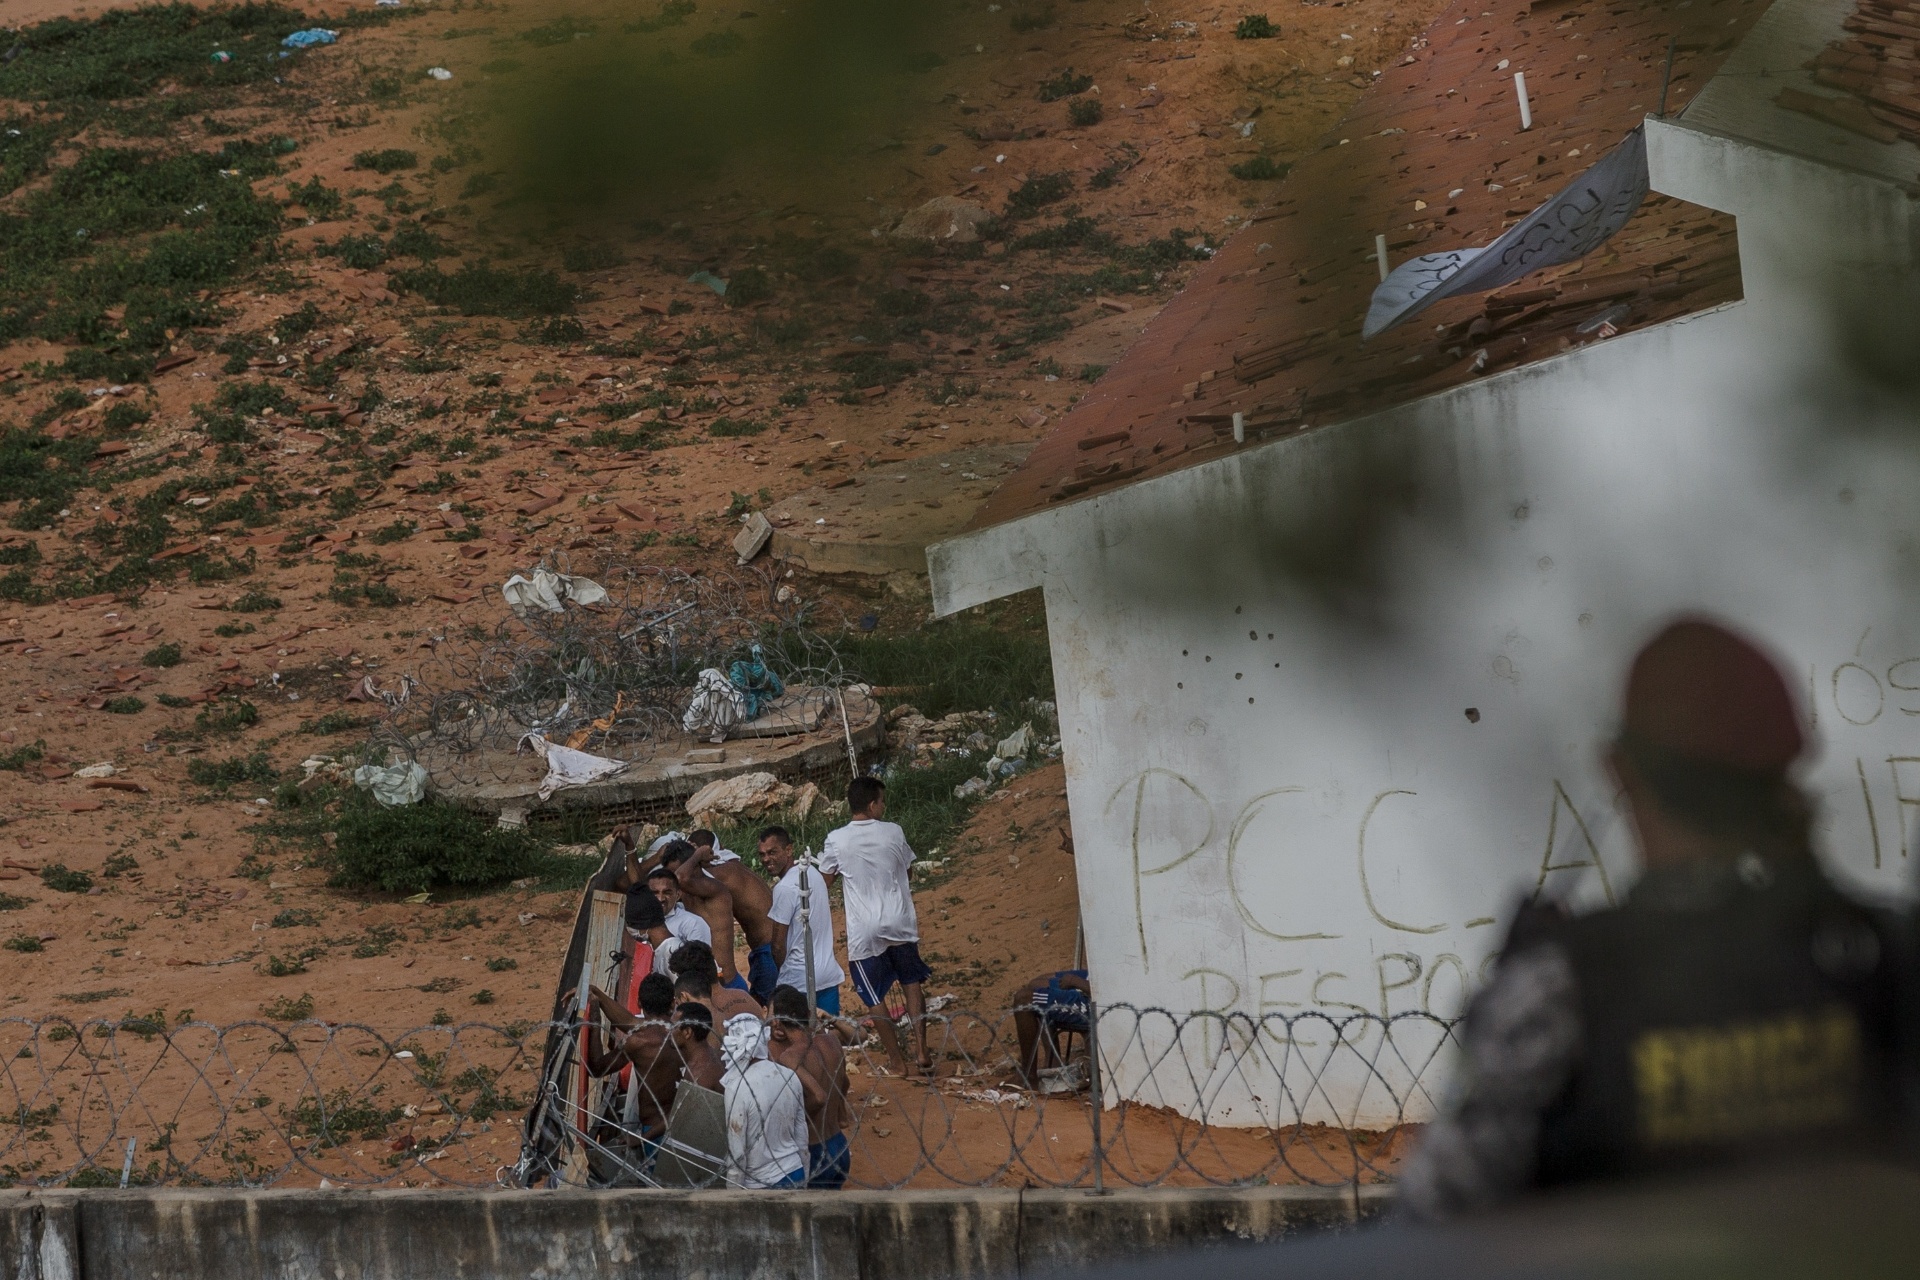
[{"left": 0, "top": 0, "right": 1446, "bottom": 1183}]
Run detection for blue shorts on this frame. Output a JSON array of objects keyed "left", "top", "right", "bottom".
[
  {"left": 769, "top": 1164, "right": 807, "bottom": 1188},
  {"left": 723, "top": 974, "right": 750, "bottom": 994},
  {"left": 747, "top": 943, "right": 779, "bottom": 1006},
  {"left": 850, "top": 942, "right": 932, "bottom": 1008},
  {"left": 1033, "top": 969, "right": 1091, "bottom": 1032},
  {"left": 807, "top": 1132, "right": 850, "bottom": 1189},
  {"left": 814, "top": 986, "right": 840, "bottom": 1017}
]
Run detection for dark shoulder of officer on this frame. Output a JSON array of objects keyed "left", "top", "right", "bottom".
[{"left": 1402, "top": 618, "right": 1919, "bottom": 1219}]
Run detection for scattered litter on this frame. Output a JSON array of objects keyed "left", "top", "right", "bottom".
[
  {"left": 426, "top": 66, "right": 453, "bottom": 80},
  {"left": 687, "top": 270, "right": 729, "bottom": 296},
  {"left": 925, "top": 993, "right": 957, "bottom": 1013},
  {"left": 682, "top": 669, "right": 748, "bottom": 741},
  {"left": 959, "top": 1087, "right": 1031, "bottom": 1109},
  {"left": 1038, "top": 1061, "right": 1090, "bottom": 1096},
  {"left": 518, "top": 733, "right": 626, "bottom": 800},
  {"left": 500, "top": 568, "right": 609, "bottom": 615},
  {"left": 351, "top": 760, "right": 428, "bottom": 807},
  {"left": 995, "top": 723, "right": 1035, "bottom": 759},
  {"left": 404, "top": 891, "right": 432, "bottom": 904},
  {"left": 1576, "top": 303, "right": 1632, "bottom": 337},
  {"left": 73, "top": 762, "right": 117, "bottom": 779},
  {"left": 281, "top": 28, "right": 338, "bottom": 48}
]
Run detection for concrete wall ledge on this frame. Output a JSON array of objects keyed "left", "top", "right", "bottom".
[{"left": 1, "top": 1184, "right": 1391, "bottom": 1280}]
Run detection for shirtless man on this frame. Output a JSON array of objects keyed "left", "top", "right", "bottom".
[
  {"left": 767, "top": 984, "right": 853, "bottom": 1189},
  {"left": 582, "top": 974, "right": 690, "bottom": 1145},
  {"left": 673, "top": 1002, "right": 724, "bottom": 1092},
  {"left": 659, "top": 840, "right": 742, "bottom": 988},
  {"left": 668, "top": 939, "right": 762, "bottom": 1025},
  {"left": 687, "top": 829, "right": 779, "bottom": 1005}
]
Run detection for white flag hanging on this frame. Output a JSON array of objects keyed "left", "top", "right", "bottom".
[{"left": 1363, "top": 126, "right": 1649, "bottom": 339}]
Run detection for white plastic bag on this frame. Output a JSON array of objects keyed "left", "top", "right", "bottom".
[{"left": 352, "top": 760, "right": 429, "bottom": 807}]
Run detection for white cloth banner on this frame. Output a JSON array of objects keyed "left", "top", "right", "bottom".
[{"left": 1363, "top": 126, "right": 1649, "bottom": 339}]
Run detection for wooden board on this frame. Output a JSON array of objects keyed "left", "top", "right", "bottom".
[
  {"left": 510, "top": 832, "right": 633, "bottom": 1186},
  {"left": 559, "top": 889, "right": 629, "bottom": 1186}
]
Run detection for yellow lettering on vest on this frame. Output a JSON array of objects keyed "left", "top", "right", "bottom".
[{"left": 1632, "top": 1007, "right": 1862, "bottom": 1147}]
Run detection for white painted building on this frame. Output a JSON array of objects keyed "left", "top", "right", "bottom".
[{"left": 929, "top": 0, "right": 1920, "bottom": 1126}]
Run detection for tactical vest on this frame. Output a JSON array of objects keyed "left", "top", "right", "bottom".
[{"left": 1529, "top": 856, "right": 1903, "bottom": 1186}]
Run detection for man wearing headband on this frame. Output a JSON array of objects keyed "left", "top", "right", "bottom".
[{"left": 719, "top": 1011, "right": 816, "bottom": 1189}]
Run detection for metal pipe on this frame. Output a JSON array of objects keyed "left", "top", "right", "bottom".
[
  {"left": 800, "top": 850, "right": 819, "bottom": 1025},
  {"left": 1087, "top": 999, "right": 1108, "bottom": 1196},
  {"left": 1514, "top": 72, "right": 1533, "bottom": 130}
]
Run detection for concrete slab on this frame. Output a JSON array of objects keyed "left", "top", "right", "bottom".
[
  {"left": 766, "top": 444, "right": 1031, "bottom": 576},
  {"left": 425, "top": 687, "right": 882, "bottom": 828}
]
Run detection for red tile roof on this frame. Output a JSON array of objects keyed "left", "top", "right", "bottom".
[
  {"left": 1785, "top": 0, "right": 1920, "bottom": 143},
  {"left": 965, "top": 0, "right": 1770, "bottom": 532}
]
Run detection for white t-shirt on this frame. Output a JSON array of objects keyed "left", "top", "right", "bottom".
[
  {"left": 663, "top": 904, "right": 712, "bottom": 947},
  {"left": 769, "top": 862, "right": 845, "bottom": 993},
  {"left": 819, "top": 819, "right": 918, "bottom": 963},
  {"left": 721, "top": 1058, "right": 808, "bottom": 1188}
]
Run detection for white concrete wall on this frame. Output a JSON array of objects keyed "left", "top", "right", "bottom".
[{"left": 930, "top": 122, "right": 1920, "bottom": 1128}]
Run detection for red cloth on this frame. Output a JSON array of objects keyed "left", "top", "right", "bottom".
[
  {"left": 1623, "top": 617, "right": 1804, "bottom": 773},
  {"left": 616, "top": 941, "right": 656, "bottom": 1095}
]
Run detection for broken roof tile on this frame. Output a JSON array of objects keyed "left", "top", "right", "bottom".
[{"left": 966, "top": 0, "right": 1771, "bottom": 531}]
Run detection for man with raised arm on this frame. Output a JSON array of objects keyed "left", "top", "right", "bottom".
[
  {"left": 659, "top": 839, "right": 742, "bottom": 991},
  {"left": 689, "top": 828, "right": 780, "bottom": 1006}
]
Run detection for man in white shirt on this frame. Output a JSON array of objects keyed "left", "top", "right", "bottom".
[
  {"left": 719, "top": 1012, "right": 814, "bottom": 1188},
  {"left": 819, "top": 776, "right": 933, "bottom": 1076},
  {"left": 759, "top": 826, "right": 846, "bottom": 1016},
  {"left": 649, "top": 867, "right": 713, "bottom": 947}
]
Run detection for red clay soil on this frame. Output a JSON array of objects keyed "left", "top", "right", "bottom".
[
  {"left": 969, "top": 0, "right": 1775, "bottom": 528},
  {"left": 0, "top": 0, "right": 1481, "bottom": 1186},
  {"left": 0, "top": 0, "right": 1454, "bottom": 1042}
]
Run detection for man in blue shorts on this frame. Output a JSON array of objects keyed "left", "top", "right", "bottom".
[
  {"left": 689, "top": 829, "right": 780, "bottom": 1007},
  {"left": 820, "top": 777, "right": 934, "bottom": 1076},
  {"left": 1013, "top": 969, "right": 1092, "bottom": 1089},
  {"left": 768, "top": 986, "right": 852, "bottom": 1188}
]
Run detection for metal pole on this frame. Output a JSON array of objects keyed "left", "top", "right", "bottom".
[
  {"left": 800, "top": 849, "right": 819, "bottom": 1024},
  {"left": 1086, "top": 999, "right": 1107, "bottom": 1195},
  {"left": 120, "top": 1137, "right": 137, "bottom": 1188},
  {"left": 835, "top": 690, "right": 859, "bottom": 775},
  {"left": 1657, "top": 35, "right": 1677, "bottom": 118}
]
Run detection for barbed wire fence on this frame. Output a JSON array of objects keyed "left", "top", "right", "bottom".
[
  {"left": 0, "top": 1005, "right": 1458, "bottom": 1191},
  {"left": 366, "top": 559, "right": 866, "bottom": 793}
]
